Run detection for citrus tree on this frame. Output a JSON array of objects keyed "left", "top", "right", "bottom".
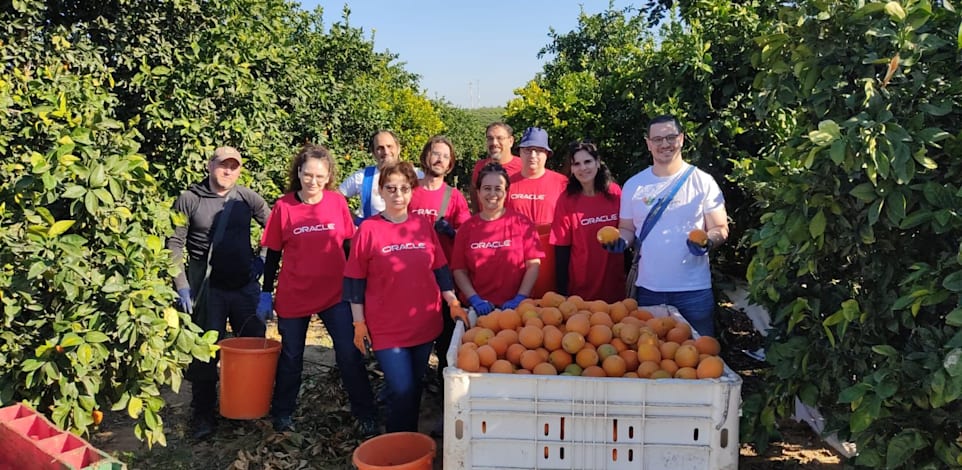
[{"left": 734, "top": 1, "right": 962, "bottom": 466}]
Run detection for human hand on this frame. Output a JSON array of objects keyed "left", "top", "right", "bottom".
[
  {"left": 601, "top": 238, "right": 628, "bottom": 254},
  {"left": 501, "top": 294, "right": 527, "bottom": 310},
  {"left": 449, "top": 300, "right": 469, "bottom": 325},
  {"left": 686, "top": 238, "right": 713, "bottom": 256},
  {"left": 256, "top": 292, "right": 274, "bottom": 321},
  {"left": 177, "top": 288, "right": 193, "bottom": 314},
  {"left": 352, "top": 321, "right": 371, "bottom": 355},
  {"left": 434, "top": 218, "right": 456, "bottom": 238},
  {"left": 467, "top": 294, "right": 495, "bottom": 316}
]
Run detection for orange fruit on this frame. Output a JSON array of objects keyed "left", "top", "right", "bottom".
[
  {"left": 674, "top": 344, "right": 700, "bottom": 368},
  {"left": 561, "top": 332, "right": 586, "bottom": 354},
  {"left": 462, "top": 327, "right": 479, "bottom": 344},
  {"left": 632, "top": 309, "right": 654, "bottom": 321},
  {"left": 602, "top": 355, "right": 627, "bottom": 377},
  {"left": 659, "top": 359, "right": 679, "bottom": 375},
  {"left": 473, "top": 328, "right": 495, "bottom": 346},
  {"left": 548, "top": 349, "right": 573, "bottom": 371},
  {"left": 92, "top": 410, "right": 103, "bottom": 425},
  {"left": 666, "top": 325, "right": 691, "bottom": 344},
  {"left": 582, "top": 365, "right": 606, "bottom": 377},
  {"left": 674, "top": 367, "right": 698, "bottom": 379},
  {"left": 609, "top": 302, "right": 629, "bottom": 323},
  {"left": 557, "top": 300, "right": 578, "bottom": 320},
  {"left": 515, "top": 369, "right": 532, "bottom": 374},
  {"left": 477, "top": 312, "right": 500, "bottom": 331},
  {"left": 487, "top": 336, "right": 509, "bottom": 358},
  {"left": 541, "top": 291, "right": 565, "bottom": 308},
  {"left": 519, "top": 326, "right": 544, "bottom": 349},
  {"left": 587, "top": 324, "right": 613, "bottom": 346},
  {"left": 498, "top": 310, "right": 523, "bottom": 331},
  {"left": 589, "top": 311, "right": 614, "bottom": 328},
  {"left": 524, "top": 317, "right": 544, "bottom": 329},
  {"left": 623, "top": 298, "right": 638, "bottom": 311},
  {"left": 618, "top": 322, "right": 641, "bottom": 345},
  {"left": 563, "top": 364, "right": 583, "bottom": 376},
  {"left": 477, "top": 345, "right": 497, "bottom": 367},
  {"left": 650, "top": 369, "right": 672, "bottom": 379},
  {"left": 505, "top": 343, "right": 527, "bottom": 366},
  {"left": 637, "top": 361, "right": 660, "bottom": 378},
  {"left": 619, "top": 349, "right": 640, "bottom": 371},
  {"left": 637, "top": 343, "right": 662, "bottom": 363},
  {"left": 517, "top": 301, "right": 538, "bottom": 318},
  {"left": 496, "top": 328, "right": 519, "bottom": 346},
  {"left": 610, "top": 338, "right": 628, "bottom": 353},
  {"left": 489, "top": 359, "right": 515, "bottom": 374},
  {"left": 457, "top": 348, "right": 480, "bottom": 372},
  {"left": 596, "top": 343, "right": 618, "bottom": 361},
  {"left": 535, "top": 347, "right": 550, "bottom": 361},
  {"left": 588, "top": 300, "right": 610, "bottom": 314},
  {"left": 693, "top": 336, "right": 721, "bottom": 356},
  {"left": 696, "top": 356, "right": 725, "bottom": 379},
  {"left": 596, "top": 225, "right": 621, "bottom": 244},
  {"left": 520, "top": 349, "right": 542, "bottom": 371},
  {"left": 532, "top": 362, "right": 558, "bottom": 375},
  {"left": 542, "top": 325, "right": 563, "bottom": 351},
  {"left": 646, "top": 317, "right": 672, "bottom": 338},
  {"left": 688, "top": 228, "right": 709, "bottom": 246},
  {"left": 575, "top": 348, "right": 600, "bottom": 369},
  {"left": 659, "top": 341, "right": 681, "bottom": 360},
  {"left": 624, "top": 372, "right": 639, "bottom": 378},
  {"left": 540, "top": 307, "right": 563, "bottom": 326},
  {"left": 565, "top": 313, "right": 591, "bottom": 336},
  {"left": 567, "top": 295, "right": 586, "bottom": 310},
  {"left": 460, "top": 342, "right": 478, "bottom": 351}
]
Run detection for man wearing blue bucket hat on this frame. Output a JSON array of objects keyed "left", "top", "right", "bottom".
[{"left": 167, "top": 146, "right": 270, "bottom": 440}]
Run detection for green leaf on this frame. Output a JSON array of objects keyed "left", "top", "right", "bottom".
[
  {"left": 62, "top": 185, "right": 86, "bottom": 199},
  {"left": 872, "top": 345, "right": 898, "bottom": 357},
  {"left": 886, "top": 430, "right": 926, "bottom": 468},
  {"left": 943, "top": 271, "right": 962, "bottom": 292},
  {"left": 61, "top": 333, "right": 84, "bottom": 347},
  {"left": 946, "top": 308, "right": 962, "bottom": 327},
  {"left": 853, "top": 2, "right": 888, "bottom": 18},
  {"left": 884, "top": 1, "right": 907, "bottom": 21},
  {"left": 850, "top": 183, "right": 877, "bottom": 202},
  {"left": 84, "top": 331, "right": 110, "bottom": 343},
  {"left": 47, "top": 220, "right": 75, "bottom": 237},
  {"left": 809, "top": 210, "right": 826, "bottom": 238},
  {"left": 839, "top": 383, "right": 870, "bottom": 403},
  {"left": 850, "top": 405, "right": 874, "bottom": 433},
  {"left": 128, "top": 396, "right": 143, "bottom": 419},
  {"left": 945, "top": 349, "right": 962, "bottom": 377}
]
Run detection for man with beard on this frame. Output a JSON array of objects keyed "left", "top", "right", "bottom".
[
  {"left": 408, "top": 136, "right": 470, "bottom": 418},
  {"left": 469, "top": 122, "right": 521, "bottom": 212},
  {"left": 167, "top": 146, "right": 270, "bottom": 440},
  {"left": 339, "top": 130, "right": 404, "bottom": 224}
]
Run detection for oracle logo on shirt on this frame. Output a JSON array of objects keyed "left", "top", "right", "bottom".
[
  {"left": 470, "top": 240, "right": 512, "bottom": 249},
  {"left": 381, "top": 242, "right": 426, "bottom": 253},
  {"left": 293, "top": 223, "right": 335, "bottom": 235},
  {"left": 580, "top": 214, "right": 618, "bottom": 226},
  {"left": 411, "top": 208, "right": 439, "bottom": 217},
  {"left": 510, "top": 193, "right": 545, "bottom": 200}
]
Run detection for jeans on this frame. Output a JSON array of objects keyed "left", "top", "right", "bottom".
[
  {"left": 373, "top": 341, "right": 434, "bottom": 433},
  {"left": 634, "top": 286, "right": 716, "bottom": 337},
  {"left": 271, "top": 301, "right": 376, "bottom": 421},
  {"left": 188, "top": 280, "right": 265, "bottom": 416}
]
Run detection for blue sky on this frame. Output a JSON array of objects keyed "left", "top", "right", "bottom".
[{"left": 299, "top": 1, "right": 636, "bottom": 108}]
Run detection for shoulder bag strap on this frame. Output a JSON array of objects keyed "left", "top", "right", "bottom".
[
  {"left": 438, "top": 184, "right": 453, "bottom": 219},
  {"left": 361, "top": 166, "right": 376, "bottom": 218},
  {"left": 634, "top": 164, "right": 696, "bottom": 248},
  {"left": 193, "top": 187, "right": 237, "bottom": 304}
]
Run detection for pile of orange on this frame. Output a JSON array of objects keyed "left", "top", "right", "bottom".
[{"left": 456, "top": 291, "right": 726, "bottom": 380}]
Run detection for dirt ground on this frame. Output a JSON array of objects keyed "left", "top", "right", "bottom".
[{"left": 91, "top": 308, "right": 845, "bottom": 469}]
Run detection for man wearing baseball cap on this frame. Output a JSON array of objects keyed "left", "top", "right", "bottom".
[
  {"left": 166, "top": 146, "right": 271, "bottom": 440},
  {"left": 503, "top": 127, "right": 568, "bottom": 304}
]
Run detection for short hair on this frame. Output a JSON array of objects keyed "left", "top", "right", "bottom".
[
  {"left": 485, "top": 122, "right": 513, "bottom": 136},
  {"left": 565, "top": 140, "right": 614, "bottom": 199},
  {"left": 378, "top": 161, "right": 419, "bottom": 190},
  {"left": 475, "top": 162, "right": 510, "bottom": 191},
  {"left": 286, "top": 144, "right": 337, "bottom": 193},
  {"left": 369, "top": 129, "right": 401, "bottom": 153},
  {"left": 647, "top": 115, "right": 683, "bottom": 135},
  {"left": 419, "top": 136, "right": 457, "bottom": 175}
]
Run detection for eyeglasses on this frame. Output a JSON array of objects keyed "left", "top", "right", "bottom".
[
  {"left": 429, "top": 151, "right": 450, "bottom": 159},
  {"left": 300, "top": 173, "right": 327, "bottom": 182},
  {"left": 648, "top": 134, "right": 681, "bottom": 145},
  {"left": 384, "top": 185, "right": 412, "bottom": 194},
  {"left": 485, "top": 135, "right": 511, "bottom": 142}
]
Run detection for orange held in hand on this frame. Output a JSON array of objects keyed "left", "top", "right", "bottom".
[
  {"left": 688, "top": 229, "right": 709, "bottom": 247},
  {"left": 596, "top": 226, "right": 621, "bottom": 244}
]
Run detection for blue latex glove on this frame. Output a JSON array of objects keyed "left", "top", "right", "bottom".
[
  {"left": 687, "top": 238, "right": 713, "bottom": 256},
  {"left": 256, "top": 292, "right": 274, "bottom": 321},
  {"left": 434, "top": 218, "right": 456, "bottom": 238},
  {"left": 468, "top": 294, "right": 495, "bottom": 316},
  {"left": 250, "top": 255, "right": 265, "bottom": 279},
  {"left": 177, "top": 288, "right": 193, "bottom": 314},
  {"left": 501, "top": 294, "right": 527, "bottom": 310},
  {"left": 602, "top": 238, "right": 628, "bottom": 254}
]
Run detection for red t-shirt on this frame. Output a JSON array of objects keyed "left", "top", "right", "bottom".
[
  {"left": 549, "top": 183, "right": 626, "bottom": 303},
  {"left": 408, "top": 184, "right": 471, "bottom": 258},
  {"left": 506, "top": 170, "right": 569, "bottom": 226},
  {"left": 470, "top": 156, "right": 522, "bottom": 212},
  {"left": 343, "top": 215, "right": 446, "bottom": 350},
  {"left": 260, "top": 191, "right": 355, "bottom": 317},
  {"left": 450, "top": 209, "right": 545, "bottom": 305}
]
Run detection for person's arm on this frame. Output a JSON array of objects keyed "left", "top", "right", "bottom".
[
  {"left": 516, "top": 259, "right": 541, "bottom": 297},
  {"left": 453, "top": 269, "right": 477, "bottom": 298},
  {"left": 704, "top": 207, "right": 729, "bottom": 250},
  {"left": 339, "top": 171, "right": 359, "bottom": 198},
  {"left": 166, "top": 195, "right": 193, "bottom": 291},
  {"left": 251, "top": 191, "right": 271, "bottom": 227},
  {"left": 261, "top": 248, "right": 281, "bottom": 292},
  {"left": 554, "top": 245, "right": 571, "bottom": 296},
  {"left": 343, "top": 276, "right": 369, "bottom": 353},
  {"left": 617, "top": 218, "right": 637, "bottom": 247}
]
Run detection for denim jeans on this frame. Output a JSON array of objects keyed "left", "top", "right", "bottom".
[
  {"left": 373, "top": 341, "right": 434, "bottom": 433},
  {"left": 189, "top": 280, "right": 264, "bottom": 416},
  {"left": 634, "top": 286, "right": 716, "bottom": 337},
  {"left": 271, "top": 301, "right": 376, "bottom": 421}
]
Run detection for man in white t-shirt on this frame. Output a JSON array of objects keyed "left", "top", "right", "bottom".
[
  {"left": 339, "top": 130, "right": 402, "bottom": 223},
  {"left": 603, "top": 115, "right": 729, "bottom": 336}
]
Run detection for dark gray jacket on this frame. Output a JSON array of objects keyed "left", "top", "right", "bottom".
[{"left": 167, "top": 180, "right": 270, "bottom": 291}]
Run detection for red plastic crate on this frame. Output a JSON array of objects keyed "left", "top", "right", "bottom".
[{"left": 0, "top": 403, "right": 125, "bottom": 470}]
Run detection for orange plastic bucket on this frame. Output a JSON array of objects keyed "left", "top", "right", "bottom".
[
  {"left": 218, "top": 337, "right": 281, "bottom": 419},
  {"left": 352, "top": 432, "right": 436, "bottom": 470},
  {"left": 530, "top": 224, "right": 556, "bottom": 300}
]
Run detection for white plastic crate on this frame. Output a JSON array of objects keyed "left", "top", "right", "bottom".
[{"left": 443, "top": 305, "right": 742, "bottom": 470}]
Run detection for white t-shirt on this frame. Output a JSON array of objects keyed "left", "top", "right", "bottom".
[
  {"left": 338, "top": 165, "right": 424, "bottom": 218},
  {"left": 619, "top": 163, "right": 725, "bottom": 292}
]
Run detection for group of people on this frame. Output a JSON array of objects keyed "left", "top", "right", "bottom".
[{"left": 166, "top": 115, "right": 729, "bottom": 441}]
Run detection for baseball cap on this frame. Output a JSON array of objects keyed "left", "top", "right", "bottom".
[{"left": 211, "top": 146, "right": 243, "bottom": 164}]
